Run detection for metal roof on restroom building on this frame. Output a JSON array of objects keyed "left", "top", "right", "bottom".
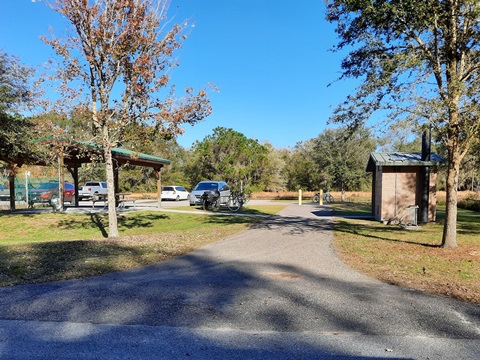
[{"left": 366, "top": 152, "right": 444, "bottom": 172}]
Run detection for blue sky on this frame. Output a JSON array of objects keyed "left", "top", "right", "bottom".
[{"left": 1, "top": 0, "right": 356, "bottom": 149}]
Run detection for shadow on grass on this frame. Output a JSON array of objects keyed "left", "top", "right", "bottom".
[
  {"left": 334, "top": 219, "right": 441, "bottom": 248},
  {"left": 0, "top": 210, "right": 37, "bottom": 218},
  {"left": 331, "top": 202, "right": 372, "bottom": 217},
  {"left": 0, "top": 239, "right": 161, "bottom": 286},
  {"left": 56, "top": 213, "right": 170, "bottom": 236},
  {"left": 90, "top": 213, "right": 108, "bottom": 238},
  {"left": 191, "top": 205, "right": 278, "bottom": 217},
  {"left": 435, "top": 208, "right": 480, "bottom": 236}
]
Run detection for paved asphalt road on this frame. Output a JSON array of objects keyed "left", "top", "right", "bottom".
[{"left": 0, "top": 202, "right": 478, "bottom": 359}]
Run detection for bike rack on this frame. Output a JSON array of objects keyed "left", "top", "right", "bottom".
[{"left": 388, "top": 205, "right": 419, "bottom": 228}]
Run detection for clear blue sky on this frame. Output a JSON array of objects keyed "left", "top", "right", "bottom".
[{"left": 2, "top": 0, "right": 356, "bottom": 149}]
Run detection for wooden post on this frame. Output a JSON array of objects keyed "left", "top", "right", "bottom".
[
  {"left": 155, "top": 167, "right": 162, "bottom": 208},
  {"left": 298, "top": 189, "right": 302, "bottom": 205},
  {"left": 72, "top": 163, "right": 79, "bottom": 207},
  {"left": 420, "top": 128, "right": 431, "bottom": 223},
  {"left": 320, "top": 189, "right": 323, "bottom": 205}
]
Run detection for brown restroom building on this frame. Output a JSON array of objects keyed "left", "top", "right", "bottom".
[{"left": 366, "top": 151, "right": 444, "bottom": 224}]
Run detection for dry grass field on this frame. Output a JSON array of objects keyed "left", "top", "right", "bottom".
[
  {"left": 252, "top": 190, "right": 372, "bottom": 202},
  {"left": 252, "top": 190, "right": 480, "bottom": 204}
]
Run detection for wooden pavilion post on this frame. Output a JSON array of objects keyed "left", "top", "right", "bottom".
[
  {"left": 155, "top": 167, "right": 162, "bottom": 208},
  {"left": 72, "top": 163, "right": 79, "bottom": 207}
]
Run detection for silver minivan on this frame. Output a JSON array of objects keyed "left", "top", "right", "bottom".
[{"left": 189, "top": 180, "right": 230, "bottom": 206}]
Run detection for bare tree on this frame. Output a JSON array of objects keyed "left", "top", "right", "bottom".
[{"left": 41, "top": 0, "right": 212, "bottom": 237}]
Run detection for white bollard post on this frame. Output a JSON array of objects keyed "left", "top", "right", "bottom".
[{"left": 298, "top": 189, "right": 302, "bottom": 205}]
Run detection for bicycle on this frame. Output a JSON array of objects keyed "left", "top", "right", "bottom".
[
  {"left": 312, "top": 192, "right": 334, "bottom": 204},
  {"left": 227, "top": 190, "right": 251, "bottom": 212}
]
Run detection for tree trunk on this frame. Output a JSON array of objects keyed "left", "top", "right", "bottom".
[
  {"left": 58, "top": 154, "right": 65, "bottom": 209},
  {"left": 442, "top": 145, "right": 460, "bottom": 248},
  {"left": 104, "top": 148, "right": 119, "bottom": 238}
]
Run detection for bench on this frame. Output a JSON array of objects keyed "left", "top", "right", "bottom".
[
  {"left": 116, "top": 198, "right": 136, "bottom": 210},
  {"left": 91, "top": 194, "right": 136, "bottom": 210},
  {"left": 92, "top": 194, "right": 108, "bottom": 209}
]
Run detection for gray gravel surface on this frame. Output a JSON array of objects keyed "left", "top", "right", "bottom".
[{"left": 0, "top": 203, "right": 478, "bottom": 359}]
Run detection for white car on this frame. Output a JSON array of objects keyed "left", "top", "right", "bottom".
[{"left": 161, "top": 185, "right": 189, "bottom": 201}]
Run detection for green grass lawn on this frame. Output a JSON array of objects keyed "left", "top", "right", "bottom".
[
  {"left": 332, "top": 202, "right": 480, "bottom": 304},
  {"left": 331, "top": 201, "right": 372, "bottom": 216},
  {"left": 0, "top": 204, "right": 285, "bottom": 286}
]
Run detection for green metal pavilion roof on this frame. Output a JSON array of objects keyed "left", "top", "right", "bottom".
[
  {"left": 35, "top": 137, "right": 171, "bottom": 169},
  {"left": 111, "top": 147, "right": 171, "bottom": 167}
]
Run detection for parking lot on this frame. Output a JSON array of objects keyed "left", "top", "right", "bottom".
[{"left": 0, "top": 197, "right": 191, "bottom": 213}]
